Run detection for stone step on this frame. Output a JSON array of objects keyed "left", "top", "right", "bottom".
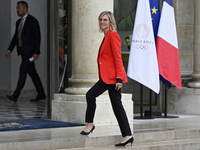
[
  {"left": 1, "top": 126, "right": 200, "bottom": 150},
  {"left": 60, "top": 138, "right": 200, "bottom": 150}
]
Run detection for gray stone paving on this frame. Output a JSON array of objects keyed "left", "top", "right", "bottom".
[{"left": 0, "top": 98, "right": 47, "bottom": 121}]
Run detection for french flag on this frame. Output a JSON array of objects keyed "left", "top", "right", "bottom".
[{"left": 156, "top": 0, "right": 182, "bottom": 90}]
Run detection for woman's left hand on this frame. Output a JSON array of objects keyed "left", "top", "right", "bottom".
[{"left": 115, "top": 83, "right": 122, "bottom": 91}]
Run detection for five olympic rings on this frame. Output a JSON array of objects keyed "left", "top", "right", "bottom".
[{"left": 136, "top": 44, "right": 148, "bottom": 51}]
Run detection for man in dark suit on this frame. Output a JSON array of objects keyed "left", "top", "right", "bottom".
[{"left": 5, "top": 1, "right": 46, "bottom": 102}]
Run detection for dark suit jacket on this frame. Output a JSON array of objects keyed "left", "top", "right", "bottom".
[{"left": 8, "top": 14, "right": 41, "bottom": 57}]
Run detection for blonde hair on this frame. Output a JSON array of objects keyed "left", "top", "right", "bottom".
[{"left": 98, "top": 11, "right": 117, "bottom": 32}]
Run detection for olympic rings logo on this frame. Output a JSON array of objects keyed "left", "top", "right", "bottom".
[{"left": 136, "top": 45, "right": 148, "bottom": 51}]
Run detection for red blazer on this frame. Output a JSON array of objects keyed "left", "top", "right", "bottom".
[{"left": 97, "top": 30, "right": 128, "bottom": 84}]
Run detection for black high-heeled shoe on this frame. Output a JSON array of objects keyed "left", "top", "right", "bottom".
[
  {"left": 115, "top": 137, "right": 134, "bottom": 146},
  {"left": 80, "top": 125, "right": 95, "bottom": 135}
]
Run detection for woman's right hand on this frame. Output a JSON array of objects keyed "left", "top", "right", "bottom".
[
  {"left": 115, "top": 82, "right": 122, "bottom": 91},
  {"left": 5, "top": 51, "right": 11, "bottom": 58}
]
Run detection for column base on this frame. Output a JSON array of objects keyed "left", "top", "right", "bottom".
[
  {"left": 52, "top": 93, "right": 133, "bottom": 124},
  {"left": 65, "top": 87, "right": 108, "bottom": 95},
  {"left": 65, "top": 87, "right": 90, "bottom": 95},
  {"left": 187, "top": 82, "right": 200, "bottom": 88},
  {"left": 65, "top": 77, "right": 98, "bottom": 95},
  {"left": 187, "top": 73, "right": 200, "bottom": 88}
]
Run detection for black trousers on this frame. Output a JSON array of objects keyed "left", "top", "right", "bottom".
[
  {"left": 13, "top": 48, "right": 45, "bottom": 98},
  {"left": 85, "top": 79, "right": 132, "bottom": 137}
]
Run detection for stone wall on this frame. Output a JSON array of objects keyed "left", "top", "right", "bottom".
[
  {"left": 174, "top": 0, "right": 194, "bottom": 77},
  {"left": 168, "top": 87, "right": 200, "bottom": 115}
]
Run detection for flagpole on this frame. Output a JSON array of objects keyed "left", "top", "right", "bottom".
[
  {"left": 164, "top": 81, "right": 178, "bottom": 118},
  {"left": 140, "top": 84, "right": 143, "bottom": 117},
  {"left": 164, "top": 80, "right": 167, "bottom": 117},
  {"left": 135, "top": 84, "right": 155, "bottom": 119},
  {"left": 134, "top": 84, "right": 144, "bottom": 119},
  {"left": 150, "top": 89, "right": 152, "bottom": 117}
]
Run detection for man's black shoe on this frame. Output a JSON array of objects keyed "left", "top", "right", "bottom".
[
  {"left": 30, "top": 95, "right": 46, "bottom": 102},
  {"left": 7, "top": 95, "right": 18, "bottom": 103}
]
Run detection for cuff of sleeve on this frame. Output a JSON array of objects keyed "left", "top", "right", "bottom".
[
  {"left": 116, "top": 78, "right": 122, "bottom": 83},
  {"left": 29, "top": 57, "right": 34, "bottom": 62}
]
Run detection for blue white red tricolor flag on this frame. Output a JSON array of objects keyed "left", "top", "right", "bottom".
[
  {"left": 156, "top": 0, "right": 182, "bottom": 90},
  {"left": 127, "top": 0, "right": 160, "bottom": 94}
]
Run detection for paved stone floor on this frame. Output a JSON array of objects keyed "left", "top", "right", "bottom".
[{"left": 0, "top": 98, "right": 47, "bottom": 121}]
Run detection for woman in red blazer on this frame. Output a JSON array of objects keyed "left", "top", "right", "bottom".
[{"left": 80, "top": 11, "right": 133, "bottom": 146}]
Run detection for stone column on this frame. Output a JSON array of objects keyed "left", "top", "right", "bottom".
[
  {"left": 47, "top": 0, "right": 59, "bottom": 118},
  {"left": 65, "top": 0, "right": 113, "bottom": 95},
  {"left": 188, "top": 0, "right": 200, "bottom": 88}
]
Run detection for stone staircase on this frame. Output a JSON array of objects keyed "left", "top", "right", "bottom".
[
  {"left": 61, "top": 139, "right": 200, "bottom": 150},
  {"left": 1, "top": 116, "right": 200, "bottom": 150},
  {"left": 58, "top": 129, "right": 200, "bottom": 150}
]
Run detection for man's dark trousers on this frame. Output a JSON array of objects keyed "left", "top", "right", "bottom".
[{"left": 13, "top": 47, "right": 45, "bottom": 98}]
